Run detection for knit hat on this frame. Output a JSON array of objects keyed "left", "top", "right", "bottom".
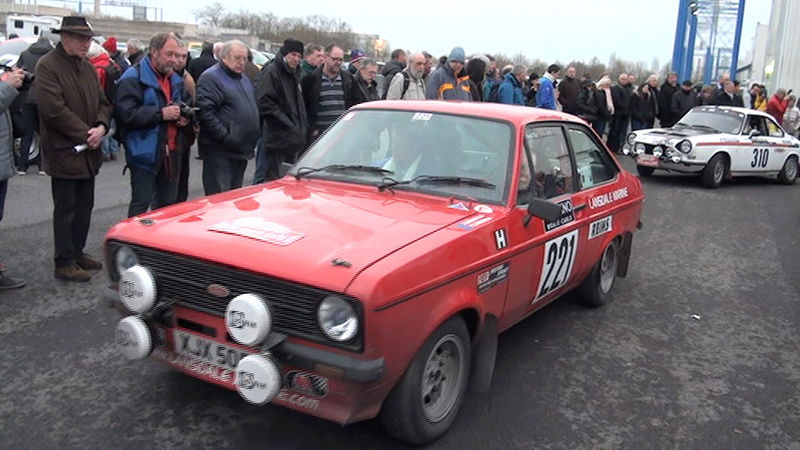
[
  {"left": 448, "top": 46, "right": 465, "bottom": 63},
  {"left": 102, "top": 36, "right": 117, "bottom": 53},
  {"left": 350, "top": 49, "right": 366, "bottom": 63},
  {"left": 280, "top": 38, "right": 304, "bottom": 56}
]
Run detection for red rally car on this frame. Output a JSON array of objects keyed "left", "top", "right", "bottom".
[{"left": 108, "top": 101, "right": 645, "bottom": 444}]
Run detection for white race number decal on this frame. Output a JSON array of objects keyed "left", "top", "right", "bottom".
[{"left": 535, "top": 230, "right": 579, "bottom": 301}]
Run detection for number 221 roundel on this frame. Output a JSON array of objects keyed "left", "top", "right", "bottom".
[{"left": 535, "top": 230, "right": 579, "bottom": 301}]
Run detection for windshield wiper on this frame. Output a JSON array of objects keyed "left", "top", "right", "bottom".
[
  {"left": 687, "top": 124, "right": 719, "bottom": 133},
  {"left": 674, "top": 122, "right": 689, "bottom": 127},
  {"left": 378, "top": 175, "right": 496, "bottom": 191},
  {"left": 294, "top": 164, "right": 394, "bottom": 180}
]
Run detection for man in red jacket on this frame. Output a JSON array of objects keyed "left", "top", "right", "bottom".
[{"left": 767, "top": 89, "right": 790, "bottom": 125}]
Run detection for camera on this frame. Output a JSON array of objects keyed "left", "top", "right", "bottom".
[
  {"left": 173, "top": 101, "right": 199, "bottom": 121},
  {"left": 0, "top": 63, "right": 35, "bottom": 90}
]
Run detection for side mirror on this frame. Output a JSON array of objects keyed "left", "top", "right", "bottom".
[
  {"left": 279, "top": 162, "right": 294, "bottom": 178},
  {"left": 525, "top": 197, "right": 562, "bottom": 226}
]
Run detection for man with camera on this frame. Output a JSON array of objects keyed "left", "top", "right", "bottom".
[
  {"left": 0, "top": 63, "right": 26, "bottom": 289},
  {"left": 115, "top": 33, "right": 189, "bottom": 217},
  {"left": 14, "top": 35, "right": 52, "bottom": 175},
  {"left": 36, "top": 16, "right": 111, "bottom": 282}
]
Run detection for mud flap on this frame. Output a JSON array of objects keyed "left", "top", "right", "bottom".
[
  {"left": 469, "top": 315, "right": 497, "bottom": 393},
  {"left": 616, "top": 232, "right": 633, "bottom": 278}
]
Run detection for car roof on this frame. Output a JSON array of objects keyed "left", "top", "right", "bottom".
[
  {"left": 693, "top": 105, "right": 773, "bottom": 119},
  {"left": 351, "top": 100, "right": 586, "bottom": 126}
]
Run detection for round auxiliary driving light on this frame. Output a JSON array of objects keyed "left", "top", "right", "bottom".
[
  {"left": 119, "top": 265, "right": 156, "bottom": 313},
  {"left": 622, "top": 147, "right": 631, "bottom": 155},
  {"left": 235, "top": 354, "right": 281, "bottom": 405},
  {"left": 634, "top": 143, "right": 646, "bottom": 154},
  {"left": 225, "top": 294, "right": 271, "bottom": 346},
  {"left": 116, "top": 316, "right": 152, "bottom": 360},
  {"left": 671, "top": 155, "right": 682, "bottom": 163},
  {"left": 114, "top": 245, "right": 139, "bottom": 274},
  {"left": 317, "top": 296, "right": 359, "bottom": 342},
  {"left": 653, "top": 146, "right": 664, "bottom": 158}
]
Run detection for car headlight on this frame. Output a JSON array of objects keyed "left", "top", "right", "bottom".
[
  {"left": 634, "top": 143, "right": 646, "bottom": 154},
  {"left": 626, "top": 133, "right": 637, "bottom": 145},
  {"left": 317, "top": 296, "right": 359, "bottom": 342},
  {"left": 653, "top": 146, "right": 664, "bottom": 157},
  {"left": 678, "top": 139, "right": 692, "bottom": 153},
  {"left": 115, "top": 245, "right": 139, "bottom": 274}
]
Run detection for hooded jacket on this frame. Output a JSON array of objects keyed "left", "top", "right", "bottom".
[
  {"left": 16, "top": 37, "right": 53, "bottom": 105},
  {"left": 380, "top": 59, "right": 406, "bottom": 98},
  {"left": 497, "top": 72, "right": 524, "bottom": 105},
  {"left": 89, "top": 52, "right": 113, "bottom": 92},
  {"left": 425, "top": 63, "right": 471, "bottom": 101},
  {"left": 536, "top": 73, "right": 557, "bottom": 110},
  {"left": 36, "top": 42, "right": 112, "bottom": 179},
  {"left": 256, "top": 57, "right": 308, "bottom": 155},
  {"left": 115, "top": 55, "right": 183, "bottom": 173}
]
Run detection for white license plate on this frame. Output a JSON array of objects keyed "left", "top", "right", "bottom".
[
  {"left": 637, "top": 154, "right": 660, "bottom": 167},
  {"left": 174, "top": 329, "right": 251, "bottom": 370}
]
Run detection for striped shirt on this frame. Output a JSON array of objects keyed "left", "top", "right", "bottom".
[{"left": 316, "top": 73, "right": 346, "bottom": 129}]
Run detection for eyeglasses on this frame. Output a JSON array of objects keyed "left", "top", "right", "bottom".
[{"left": 327, "top": 56, "right": 343, "bottom": 62}]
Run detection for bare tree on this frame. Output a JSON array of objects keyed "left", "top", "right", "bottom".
[{"left": 194, "top": 1, "right": 226, "bottom": 28}]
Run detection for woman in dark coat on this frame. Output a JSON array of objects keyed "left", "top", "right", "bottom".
[{"left": 630, "top": 84, "right": 657, "bottom": 130}]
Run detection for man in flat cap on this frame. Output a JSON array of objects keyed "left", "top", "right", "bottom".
[{"left": 36, "top": 16, "right": 111, "bottom": 282}]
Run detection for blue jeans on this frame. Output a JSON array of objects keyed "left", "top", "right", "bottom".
[
  {"left": 127, "top": 163, "right": 179, "bottom": 217},
  {"left": 0, "top": 179, "right": 7, "bottom": 222},
  {"left": 17, "top": 103, "right": 40, "bottom": 171},
  {"left": 101, "top": 119, "right": 119, "bottom": 157},
  {"left": 592, "top": 120, "right": 607, "bottom": 137},
  {"left": 202, "top": 154, "right": 247, "bottom": 195}
]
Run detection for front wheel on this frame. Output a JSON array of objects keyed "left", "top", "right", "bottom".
[
  {"left": 702, "top": 154, "right": 727, "bottom": 188},
  {"left": 380, "top": 317, "right": 471, "bottom": 445},
  {"left": 636, "top": 165, "right": 655, "bottom": 177},
  {"left": 577, "top": 239, "right": 619, "bottom": 307},
  {"left": 777, "top": 156, "right": 798, "bottom": 185}
]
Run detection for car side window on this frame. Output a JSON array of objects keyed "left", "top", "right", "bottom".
[
  {"left": 522, "top": 125, "right": 574, "bottom": 200},
  {"left": 744, "top": 116, "right": 768, "bottom": 136},
  {"left": 567, "top": 127, "right": 618, "bottom": 189},
  {"left": 765, "top": 118, "right": 784, "bottom": 137}
]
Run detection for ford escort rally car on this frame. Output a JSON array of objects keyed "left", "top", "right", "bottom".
[
  {"left": 624, "top": 106, "right": 800, "bottom": 188},
  {"left": 107, "top": 101, "right": 645, "bottom": 444}
]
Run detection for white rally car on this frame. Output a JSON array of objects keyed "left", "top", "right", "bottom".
[{"left": 623, "top": 106, "right": 800, "bottom": 188}]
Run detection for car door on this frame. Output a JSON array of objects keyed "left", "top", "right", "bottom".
[
  {"left": 502, "top": 123, "right": 588, "bottom": 325},
  {"left": 763, "top": 117, "right": 789, "bottom": 171},
  {"left": 734, "top": 115, "right": 768, "bottom": 172}
]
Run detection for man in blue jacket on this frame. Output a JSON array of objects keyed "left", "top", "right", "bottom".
[
  {"left": 196, "top": 40, "right": 260, "bottom": 195},
  {"left": 497, "top": 65, "right": 527, "bottom": 105},
  {"left": 115, "top": 33, "right": 187, "bottom": 217},
  {"left": 536, "top": 64, "right": 561, "bottom": 110}
]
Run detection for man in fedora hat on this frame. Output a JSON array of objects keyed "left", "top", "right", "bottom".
[{"left": 35, "top": 16, "right": 112, "bottom": 282}]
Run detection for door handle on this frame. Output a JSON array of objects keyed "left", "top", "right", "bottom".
[{"left": 573, "top": 203, "right": 587, "bottom": 212}]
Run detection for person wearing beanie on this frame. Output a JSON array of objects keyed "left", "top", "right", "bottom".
[
  {"left": 425, "top": 46, "right": 471, "bottom": 101},
  {"left": 102, "top": 36, "right": 129, "bottom": 73},
  {"left": 347, "top": 49, "right": 366, "bottom": 75},
  {"left": 254, "top": 38, "right": 308, "bottom": 183}
]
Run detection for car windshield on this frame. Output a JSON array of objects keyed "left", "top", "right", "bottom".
[
  {"left": 293, "top": 109, "right": 515, "bottom": 204},
  {"left": 251, "top": 50, "right": 268, "bottom": 66},
  {"left": 675, "top": 108, "right": 745, "bottom": 134}
]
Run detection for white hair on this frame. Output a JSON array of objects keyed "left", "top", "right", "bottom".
[
  {"left": 219, "top": 40, "right": 247, "bottom": 59},
  {"left": 87, "top": 41, "right": 107, "bottom": 59}
]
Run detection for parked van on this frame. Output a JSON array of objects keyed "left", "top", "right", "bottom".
[{"left": 5, "top": 15, "right": 61, "bottom": 39}]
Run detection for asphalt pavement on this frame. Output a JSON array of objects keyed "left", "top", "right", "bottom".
[{"left": 1, "top": 154, "right": 799, "bottom": 449}]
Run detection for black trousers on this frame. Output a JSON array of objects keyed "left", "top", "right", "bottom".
[
  {"left": 607, "top": 114, "right": 630, "bottom": 152},
  {"left": 17, "top": 103, "right": 40, "bottom": 171},
  {"left": 51, "top": 177, "right": 95, "bottom": 268}
]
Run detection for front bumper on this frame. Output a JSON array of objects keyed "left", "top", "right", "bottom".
[{"left": 624, "top": 144, "right": 706, "bottom": 173}]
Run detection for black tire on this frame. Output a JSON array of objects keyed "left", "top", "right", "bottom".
[
  {"left": 636, "top": 165, "right": 655, "bottom": 177},
  {"left": 702, "top": 153, "right": 727, "bottom": 188},
  {"left": 577, "top": 239, "right": 619, "bottom": 307},
  {"left": 380, "top": 316, "right": 471, "bottom": 445},
  {"left": 777, "top": 156, "right": 798, "bottom": 185}
]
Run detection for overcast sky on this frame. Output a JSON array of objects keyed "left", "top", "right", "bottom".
[{"left": 157, "top": 0, "right": 771, "bottom": 65}]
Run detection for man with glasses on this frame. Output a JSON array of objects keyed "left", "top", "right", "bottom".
[
  {"left": 36, "top": 16, "right": 112, "bottom": 282},
  {"left": 196, "top": 40, "right": 260, "bottom": 195},
  {"left": 385, "top": 52, "right": 427, "bottom": 100},
  {"left": 302, "top": 44, "right": 354, "bottom": 140}
]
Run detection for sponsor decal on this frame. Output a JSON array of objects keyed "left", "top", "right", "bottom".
[
  {"left": 227, "top": 310, "right": 257, "bottom": 330},
  {"left": 588, "top": 216, "right": 613, "bottom": 240},
  {"left": 474, "top": 204, "right": 494, "bottom": 214},
  {"left": 209, "top": 217, "right": 304, "bottom": 246},
  {"left": 535, "top": 229, "right": 579, "bottom": 301},
  {"left": 285, "top": 370, "right": 329, "bottom": 397},
  {"left": 411, "top": 112, "right": 433, "bottom": 121},
  {"left": 238, "top": 370, "right": 271, "bottom": 390},
  {"left": 116, "top": 329, "right": 136, "bottom": 348},
  {"left": 120, "top": 279, "right": 143, "bottom": 301},
  {"left": 448, "top": 202, "right": 470, "bottom": 211},
  {"left": 276, "top": 389, "right": 320, "bottom": 410},
  {"left": 544, "top": 199, "right": 575, "bottom": 232},
  {"left": 457, "top": 214, "right": 492, "bottom": 231},
  {"left": 477, "top": 262, "right": 510, "bottom": 293},
  {"left": 589, "top": 187, "right": 629, "bottom": 209},
  {"left": 494, "top": 228, "right": 508, "bottom": 250},
  {"left": 153, "top": 348, "right": 235, "bottom": 383}
]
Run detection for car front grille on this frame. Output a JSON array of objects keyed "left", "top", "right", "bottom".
[{"left": 107, "top": 241, "right": 362, "bottom": 351}]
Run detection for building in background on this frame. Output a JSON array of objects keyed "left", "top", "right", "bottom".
[{"left": 760, "top": 0, "right": 799, "bottom": 93}]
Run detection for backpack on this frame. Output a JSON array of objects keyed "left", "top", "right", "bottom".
[
  {"left": 103, "top": 60, "right": 122, "bottom": 103},
  {"left": 387, "top": 71, "right": 411, "bottom": 99},
  {"left": 487, "top": 81, "right": 502, "bottom": 103},
  {"left": 381, "top": 66, "right": 403, "bottom": 99}
]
